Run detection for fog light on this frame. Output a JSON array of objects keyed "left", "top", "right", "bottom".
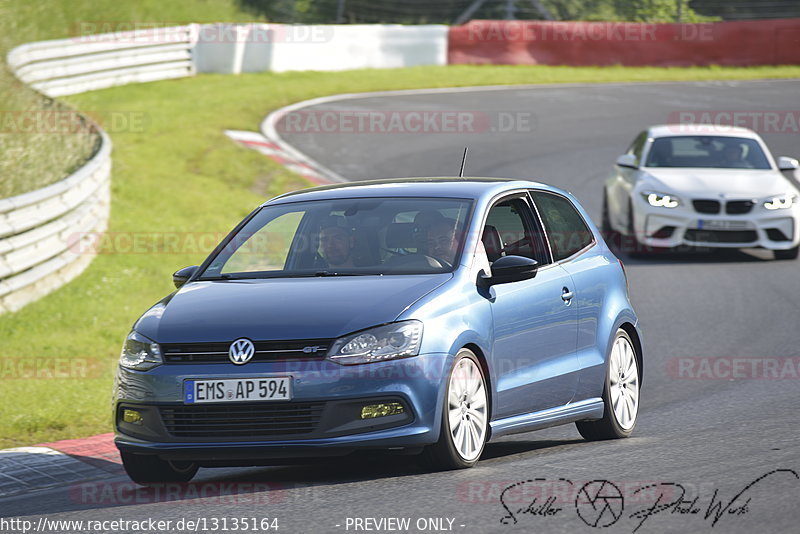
[
  {"left": 361, "top": 402, "right": 404, "bottom": 419},
  {"left": 122, "top": 409, "right": 143, "bottom": 425}
]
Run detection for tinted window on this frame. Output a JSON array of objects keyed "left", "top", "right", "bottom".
[
  {"left": 645, "top": 136, "right": 771, "bottom": 169},
  {"left": 200, "top": 197, "right": 473, "bottom": 278},
  {"left": 481, "top": 197, "right": 549, "bottom": 265},
  {"left": 531, "top": 192, "right": 594, "bottom": 261}
]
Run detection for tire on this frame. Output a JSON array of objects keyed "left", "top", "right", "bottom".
[
  {"left": 576, "top": 329, "right": 640, "bottom": 441},
  {"left": 421, "top": 349, "right": 488, "bottom": 470},
  {"left": 121, "top": 452, "right": 198, "bottom": 485},
  {"left": 774, "top": 246, "right": 799, "bottom": 260}
]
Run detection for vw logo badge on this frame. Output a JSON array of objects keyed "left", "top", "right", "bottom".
[{"left": 229, "top": 338, "right": 255, "bottom": 365}]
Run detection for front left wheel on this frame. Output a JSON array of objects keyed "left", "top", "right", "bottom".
[{"left": 422, "top": 349, "right": 488, "bottom": 470}]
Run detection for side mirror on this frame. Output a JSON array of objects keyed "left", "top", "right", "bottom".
[
  {"left": 173, "top": 265, "right": 199, "bottom": 289},
  {"left": 616, "top": 154, "right": 638, "bottom": 169},
  {"left": 777, "top": 156, "right": 799, "bottom": 171},
  {"left": 481, "top": 256, "right": 538, "bottom": 287}
]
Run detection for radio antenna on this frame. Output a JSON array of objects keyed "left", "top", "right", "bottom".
[{"left": 459, "top": 147, "right": 468, "bottom": 178}]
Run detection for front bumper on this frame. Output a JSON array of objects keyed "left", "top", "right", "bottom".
[
  {"left": 631, "top": 198, "right": 800, "bottom": 250},
  {"left": 113, "top": 353, "right": 450, "bottom": 462}
]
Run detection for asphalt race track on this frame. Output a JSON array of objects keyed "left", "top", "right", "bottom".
[{"left": 2, "top": 80, "right": 800, "bottom": 533}]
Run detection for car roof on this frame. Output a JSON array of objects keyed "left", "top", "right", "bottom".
[
  {"left": 263, "top": 177, "right": 564, "bottom": 206},
  {"left": 648, "top": 124, "right": 761, "bottom": 139}
]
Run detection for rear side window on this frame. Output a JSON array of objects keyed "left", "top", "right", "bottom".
[{"left": 531, "top": 192, "right": 594, "bottom": 261}]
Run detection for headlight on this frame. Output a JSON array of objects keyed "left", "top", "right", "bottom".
[
  {"left": 642, "top": 191, "right": 680, "bottom": 208},
  {"left": 119, "top": 330, "right": 162, "bottom": 371},
  {"left": 327, "top": 321, "right": 423, "bottom": 365},
  {"left": 763, "top": 193, "right": 797, "bottom": 210}
]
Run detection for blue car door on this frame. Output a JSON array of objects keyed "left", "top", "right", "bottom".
[
  {"left": 530, "top": 190, "right": 606, "bottom": 402},
  {"left": 483, "top": 194, "right": 579, "bottom": 419}
]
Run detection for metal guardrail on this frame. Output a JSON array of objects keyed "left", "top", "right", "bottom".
[{"left": 7, "top": 25, "right": 195, "bottom": 97}]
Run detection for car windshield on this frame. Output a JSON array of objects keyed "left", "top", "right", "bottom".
[
  {"left": 644, "top": 136, "right": 771, "bottom": 170},
  {"left": 198, "top": 197, "right": 474, "bottom": 279}
]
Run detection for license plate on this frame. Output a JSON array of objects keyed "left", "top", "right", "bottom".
[
  {"left": 697, "top": 219, "right": 751, "bottom": 230},
  {"left": 184, "top": 377, "right": 291, "bottom": 404}
]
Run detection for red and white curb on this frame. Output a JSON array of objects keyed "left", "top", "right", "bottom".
[
  {"left": 224, "top": 129, "right": 337, "bottom": 185},
  {"left": 0, "top": 434, "right": 121, "bottom": 498}
]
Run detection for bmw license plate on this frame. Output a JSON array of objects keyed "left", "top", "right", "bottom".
[
  {"left": 696, "top": 219, "right": 751, "bottom": 230},
  {"left": 184, "top": 377, "right": 291, "bottom": 404}
]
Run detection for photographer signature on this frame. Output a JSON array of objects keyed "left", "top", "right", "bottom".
[{"left": 499, "top": 469, "right": 798, "bottom": 531}]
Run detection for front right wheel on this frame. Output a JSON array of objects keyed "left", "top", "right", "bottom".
[{"left": 576, "top": 329, "right": 640, "bottom": 440}]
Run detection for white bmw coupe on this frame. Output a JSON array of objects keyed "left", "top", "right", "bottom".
[{"left": 604, "top": 125, "right": 800, "bottom": 259}]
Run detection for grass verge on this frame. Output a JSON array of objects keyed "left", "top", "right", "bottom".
[{"left": 1, "top": 64, "right": 800, "bottom": 447}]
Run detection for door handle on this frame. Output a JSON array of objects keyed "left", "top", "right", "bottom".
[{"left": 561, "top": 287, "right": 574, "bottom": 302}]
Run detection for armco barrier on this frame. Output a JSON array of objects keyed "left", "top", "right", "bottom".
[
  {"left": 448, "top": 19, "right": 800, "bottom": 67},
  {"left": 7, "top": 25, "right": 196, "bottom": 97},
  {"left": 0, "top": 128, "right": 111, "bottom": 314}
]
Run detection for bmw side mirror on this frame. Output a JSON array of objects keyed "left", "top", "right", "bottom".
[
  {"left": 616, "top": 154, "right": 638, "bottom": 169},
  {"left": 173, "top": 265, "right": 199, "bottom": 289},
  {"left": 777, "top": 156, "right": 799, "bottom": 171},
  {"left": 481, "top": 256, "right": 539, "bottom": 287}
]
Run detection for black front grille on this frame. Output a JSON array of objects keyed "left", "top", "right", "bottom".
[
  {"left": 161, "top": 339, "right": 332, "bottom": 363},
  {"left": 160, "top": 402, "right": 325, "bottom": 438},
  {"left": 693, "top": 200, "right": 721, "bottom": 214},
  {"left": 726, "top": 200, "right": 755, "bottom": 214},
  {"left": 684, "top": 229, "right": 758, "bottom": 243}
]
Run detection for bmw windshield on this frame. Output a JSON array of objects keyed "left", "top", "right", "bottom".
[
  {"left": 199, "top": 197, "right": 474, "bottom": 279},
  {"left": 645, "top": 136, "right": 772, "bottom": 170}
]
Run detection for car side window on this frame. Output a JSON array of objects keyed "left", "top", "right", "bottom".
[
  {"left": 627, "top": 131, "right": 647, "bottom": 165},
  {"left": 482, "top": 197, "right": 549, "bottom": 266},
  {"left": 530, "top": 192, "right": 594, "bottom": 262}
]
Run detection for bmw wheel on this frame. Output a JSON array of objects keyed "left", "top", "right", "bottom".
[
  {"left": 577, "top": 329, "right": 640, "bottom": 440},
  {"left": 121, "top": 452, "right": 198, "bottom": 485},
  {"left": 422, "top": 349, "right": 488, "bottom": 470}
]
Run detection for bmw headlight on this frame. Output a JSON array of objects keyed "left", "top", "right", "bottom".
[
  {"left": 642, "top": 191, "right": 680, "bottom": 208},
  {"left": 763, "top": 193, "right": 797, "bottom": 210},
  {"left": 327, "top": 321, "right": 423, "bottom": 365},
  {"left": 119, "top": 330, "right": 162, "bottom": 371}
]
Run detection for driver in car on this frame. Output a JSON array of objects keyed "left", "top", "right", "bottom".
[
  {"left": 720, "top": 143, "right": 751, "bottom": 168},
  {"left": 319, "top": 223, "right": 355, "bottom": 269},
  {"left": 424, "top": 218, "right": 461, "bottom": 264}
]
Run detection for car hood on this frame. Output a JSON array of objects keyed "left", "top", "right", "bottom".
[
  {"left": 641, "top": 168, "right": 794, "bottom": 198},
  {"left": 134, "top": 274, "right": 452, "bottom": 343}
]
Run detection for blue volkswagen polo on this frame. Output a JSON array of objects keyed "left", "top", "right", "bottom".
[{"left": 114, "top": 178, "right": 642, "bottom": 484}]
